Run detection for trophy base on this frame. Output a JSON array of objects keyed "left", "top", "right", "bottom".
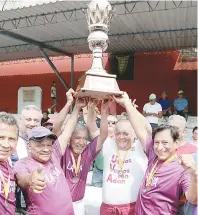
[
  {"left": 75, "top": 88, "right": 123, "bottom": 99},
  {"left": 75, "top": 71, "right": 123, "bottom": 99}
]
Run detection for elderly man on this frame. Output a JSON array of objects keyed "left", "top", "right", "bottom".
[
  {"left": 0, "top": 112, "right": 19, "bottom": 215},
  {"left": 12, "top": 105, "right": 43, "bottom": 163},
  {"left": 14, "top": 97, "right": 86, "bottom": 215},
  {"left": 143, "top": 93, "right": 162, "bottom": 130},
  {"left": 61, "top": 99, "right": 110, "bottom": 215},
  {"left": 87, "top": 100, "right": 147, "bottom": 215},
  {"left": 113, "top": 92, "right": 198, "bottom": 215}
]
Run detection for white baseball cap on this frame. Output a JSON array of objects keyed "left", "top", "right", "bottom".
[{"left": 149, "top": 94, "right": 156, "bottom": 101}]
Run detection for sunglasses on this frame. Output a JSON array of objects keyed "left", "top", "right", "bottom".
[{"left": 108, "top": 121, "right": 116, "bottom": 125}]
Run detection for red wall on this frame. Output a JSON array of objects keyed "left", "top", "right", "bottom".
[{"left": 0, "top": 52, "right": 197, "bottom": 115}]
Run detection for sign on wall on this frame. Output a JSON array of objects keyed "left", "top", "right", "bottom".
[{"left": 18, "top": 86, "right": 42, "bottom": 114}]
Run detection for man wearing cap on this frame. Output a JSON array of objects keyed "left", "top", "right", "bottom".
[
  {"left": 0, "top": 112, "right": 19, "bottom": 215},
  {"left": 13, "top": 98, "right": 87, "bottom": 215},
  {"left": 143, "top": 93, "right": 162, "bottom": 130},
  {"left": 158, "top": 90, "right": 172, "bottom": 117},
  {"left": 174, "top": 90, "right": 188, "bottom": 121}
]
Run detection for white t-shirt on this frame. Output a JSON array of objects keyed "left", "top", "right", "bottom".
[
  {"left": 102, "top": 138, "right": 148, "bottom": 204},
  {"left": 143, "top": 102, "right": 162, "bottom": 124},
  {"left": 16, "top": 137, "right": 28, "bottom": 160}
]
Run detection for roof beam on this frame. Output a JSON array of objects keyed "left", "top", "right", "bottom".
[
  {"left": 0, "top": 1, "right": 196, "bottom": 30},
  {"left": 0, "top": 29, "right": 72, "bottom": 57}
]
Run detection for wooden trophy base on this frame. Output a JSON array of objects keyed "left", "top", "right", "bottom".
[{"left": 75, "top": 71, "right": 123, "bottom": 99}]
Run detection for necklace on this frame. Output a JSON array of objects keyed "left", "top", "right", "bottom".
[
  {"left": 145, "top": 153, "right": 177, "bottom": 191},
  {"left": 0, "top": 162, "right": 11, "bottom": 208},
  {"left": 70, "top": 152, "right": 81, "bottom": 184},
  {"left": 116, "top": 148, "right": 130, "bottom": 170}
]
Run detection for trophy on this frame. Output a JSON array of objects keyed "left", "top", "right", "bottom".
[{"left": 75, "top": 0, "right": 123, "bottom": 99}]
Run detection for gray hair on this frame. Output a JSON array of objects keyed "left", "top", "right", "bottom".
[
  {"left": 167, "top": 115, "right": 186, "bottom": 125},
  {"left": 72, "top": 123, "right": 89, "bottom": 137},
  {"left": 21, "top": 105, "right": 42, "bottom": 118},
  {"left": 0, "top": 112, "right": 19, "bottom": 136}
]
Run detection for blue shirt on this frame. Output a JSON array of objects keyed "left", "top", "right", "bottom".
[
  {"left": 174, "top": 98, "right": 188, "bottom": 111},
  {"left": 184, "top": 152, "right": 197, "bottom": 215},
  {"left": 158, "top": 98, "right": 171, "bottom": 110}
]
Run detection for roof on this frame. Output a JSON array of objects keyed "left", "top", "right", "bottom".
[
  {"left": 0, "top": 0, "right": 197, "bottom": 61},
  {"left": 0, "top": 54, "right": 109, "bottom": 76}
]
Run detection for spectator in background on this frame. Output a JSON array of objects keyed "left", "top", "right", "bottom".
[
  {"left": 41, "top": 111, "right": 49, "bottom": 126},
  {"left": 173, "top": 90, "right": 188, "bottom": 121},
  {"left": 158, "top": 90, "right": 172, "bottom": 117},
  {"left": 51, "top": 81, "right": 57, "bottom": 112},
  {"left": 143, "top": 94, "right": 162, "bottom": 130},
  {"left": 189, "top": 127, "right": 198, "bottom": 145}
]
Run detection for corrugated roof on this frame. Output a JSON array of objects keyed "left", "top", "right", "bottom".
[{"left": 0, "top": 1, "right": 197, "bottom": 61}]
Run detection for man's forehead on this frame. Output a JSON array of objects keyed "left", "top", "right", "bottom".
[
  {"left": 108, "top": 115, "right": 117, "bottom": 121},
  {"left": 22, "top": 109, "right": 42, "bottom": 118},
  {"left": 0, "top": 123, "right": 18, "bottom": 137},
  {"left": 115, "top": 121, "right": 133, "bottom": 131}
]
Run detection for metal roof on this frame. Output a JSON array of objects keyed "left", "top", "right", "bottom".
[{"left": 0, "top": 0, "right": 197, "bottom": 61}]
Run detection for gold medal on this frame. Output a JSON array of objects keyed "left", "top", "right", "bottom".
[
  {"left": 70, "top": 152, "right": 81, "bottom": 183},
  {"left": 145, "top": 153, "right": 177, "bottom": 189},
  {"left": 116, "top": 148, "right": 130, "bottom": 170},
  {"left": 72, "top": 176, "right": 80, "bottom": 184},
  {"left": 0, "top": 170, "right": 10, "bottom": 206}
]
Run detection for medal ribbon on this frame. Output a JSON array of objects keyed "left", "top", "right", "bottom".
[
  {"left": 70, "top": 153, "right": 81, "bottom": 176},
  {"left": 0, "top": 170, "right": 10, "bottom": 203},
  {"left": 116, "top": 148, "right": 130, "bottom": 170},
  {"left": 146, "top": 153, "right": 177, "bottom": 188}
]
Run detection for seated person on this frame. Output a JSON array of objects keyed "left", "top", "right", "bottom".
[
  {"left": 142, "top": 94, "right": 162, "bottom": 130},
  {"left": 173, "top": 90, "right": 188, "bottom": 121},
  {"left": 158, "top": 90, "right": 172, "bottom": 117}
]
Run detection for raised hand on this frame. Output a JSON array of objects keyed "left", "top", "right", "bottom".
[
  {"left": 66, "top": 88, "right": 75, "bottom": 105},
  {"left": 101, "top": 99, "right": 112, "bottom": 114},
  {"left": 112, "top": 92, "right": 131, "bottom": 108},
  {"left": 75, "top": 98, "right": 87, "bottom": 110},
  {"left": 180, "top": 154, "right": 197, "bottom": 175},
  {"left": 88, "top": 98, "right": 98, "bottom": 110},
  {"left": 29, "top": 167, "right": 46, "bottom": 194}
]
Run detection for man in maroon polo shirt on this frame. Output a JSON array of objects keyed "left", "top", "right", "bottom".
[{"left": 0, "top": 112, "right": 19, "bottom": 215}]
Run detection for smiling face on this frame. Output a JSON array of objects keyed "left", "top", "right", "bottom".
[
  {"left": 29, "top": 138, "right": 53, "bottom": 163},
  {"left": 153, "top": 129, "right": 179, "bottom": 161},
  {"left": 0, "top": 123, "right": 18, "bottom": 161},
  {"left": 70, "top": 128, "right": 88, "bottom": 155},
  {"left": 20, "top": 109, "right": 42, "bottom": 137},
  {"left": 115, "top": 120, "right": 134, "bottom": 150}
]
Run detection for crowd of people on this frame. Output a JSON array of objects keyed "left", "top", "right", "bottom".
[{"left": 0, "top": 89, "right": 197, "bottom": 215}]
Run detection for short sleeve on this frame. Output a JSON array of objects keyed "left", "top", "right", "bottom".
[
  {"left": 14, "top": 159, "right": 31, "bottom": 175},
  {"left": 158, "top": 104, "right": 162, "bottom": 112},
  {"left": 185, "top": 99, "right": 188, "bottom": 106},
  {"left": 179, "top": 171, "right": 190, "bottom": 194},
  {"left": 87, "top": 136, "right": 100, "bottom": 160},
  {"left": 52, "top": 139, "right": 63, "bottom": 161},
  {"left": 143, "top": 104, "right": 147, "bottom": 112}
]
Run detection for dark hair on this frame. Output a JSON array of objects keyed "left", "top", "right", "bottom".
[
  {"left": 193, "top": 127, "right": 198, "bottom": 133},
  {"left": 0, "top": 112, "right": 19, "bottom": 136},
  {"left": 152, "top": 125, "right": 180, "bottom": 142}
]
